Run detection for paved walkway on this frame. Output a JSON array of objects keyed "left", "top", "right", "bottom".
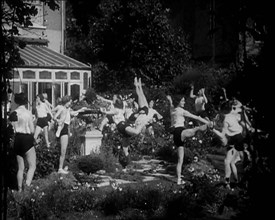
[
  {"left": 95, "top": 158, "right": 177, "bottom": 187},
  {"left": 91, "top": 154, "right": 230, "bottom": 188}
]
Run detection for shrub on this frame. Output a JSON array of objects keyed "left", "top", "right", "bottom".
[
  {"left": 77, "top": 154, "right": 104, "bottom": 174},
  {"left": 35, "top": 142, "right": 60, "bottom": 179},
  {"left": 101, "top": 183, "right": 164, "bottom": 216},
  {"left": 99, "top": 143, "right": 121, "bottom": 173}
]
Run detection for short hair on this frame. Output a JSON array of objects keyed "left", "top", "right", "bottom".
[
  {"left": 14, "top": 93, "right": 28, "bottom": 105},
  {"left": 138, "top": 106, "right": 149, "bottom": 115},
  {"left": 61, "top": 95, "right": 72, "bottom": 105},
  {"left": 129, "top": 93, "right": 138, "bottom": 101},
  {"left": 220, "top": 100, "right": 233, "bottom": 114},
  {"left": 114, "top": 98, "right": 124, "bottom": 109},
  {"left": 42, "top": 93, "right": 48, "bottom": 99},
  {"left": 37, "top": 94, "right": 45, "bottom": 102},
  {"left": 170, "top": 94, "right": 183, "bottom": 107}
]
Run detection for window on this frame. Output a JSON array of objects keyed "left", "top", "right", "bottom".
[
  {"left": 55, "top": 71, "right": 67, "bottom": 79},
  {"left": 83, "top": 72, "right": 88, "bottom": 89},
  {"left": 30, "top": 1, "right": 45, "bottom": 28},
  {"left": 39, "top": 71, "right": 51, "bottom": 79},
  {"left": 23, "top": 70, "right": 35, "bottom": 79},
  {"left": 11, "top": 70, "right": 20, "bottom": 78},
  {"left": 71, "top": 84, "right": 80, "bottom": 101},
  {"left": 71, "top": 72, "right": 80, "bottom": 80}
]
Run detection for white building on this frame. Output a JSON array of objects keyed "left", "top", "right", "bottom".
[{"left": 9, "top": 0, "right": 91, "bottom": 109}]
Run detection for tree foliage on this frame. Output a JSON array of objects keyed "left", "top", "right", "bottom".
[
  {"left": 1, "top": 0, "right": 59, "bottom": 80},
  {"left": 66, "top": 0, "right": 191, "bottom": 93}
]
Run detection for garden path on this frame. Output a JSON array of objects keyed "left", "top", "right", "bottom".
[
  {"left": 95, "top": 158, "right": 177, "bottom": 187},
  {"left": 94, "top": 154, "right": 231, "bottom": 188}
]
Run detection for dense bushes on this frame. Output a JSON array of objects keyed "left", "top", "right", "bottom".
[{"left": 8, "top": 171, "right": 226, "bottom": 220}]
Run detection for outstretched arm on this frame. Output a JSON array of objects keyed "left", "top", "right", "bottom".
[
  {"left": 208, "top": 120, "right": 228, "bottom": 146},
  {"left": 96, "top": 94, "right": 113, "bottom": 104},
  {"left": 155, "top": 110, "right": 163, "bottom": 120},
  {"left": 100, "top": 107, "right": 118, "bottom": 116},
  {"left": 70, "top": 107, "right": 87, "bottom": 117},
  {"left": 183, "top": 109, "right": 209, "bottom": 124}
]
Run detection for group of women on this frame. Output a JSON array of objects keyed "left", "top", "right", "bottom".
[
  {"left": 168, "top": 85, "right": 254, "bottom": 186},
  {"left": 9, "top": 77, "right": 254, "bottom": 191},
  {"left": 98, "top": 77, "right": 162, "bottom": 166},
  {"left": 9, "top": 92, "right": 86, "bottom": 191}
]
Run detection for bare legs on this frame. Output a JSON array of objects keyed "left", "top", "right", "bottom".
[
  {"left": 122, "top": 137, "right": 130, "bottom": 157},
  {"left": 58, "top": 134, "right": 69, "bottom": 174},
  {"left": 134, "top": 77, "right": 148, "bottom": 109},
  {"left": 16, "top": 147, "right": 36, "bottom": 191},
  {"left": 34, "top": 125, "right": 50, "bottom": 147},
  {"left": 177, "top": 146, "right": 185, "bottom": 184},
  {"left": 99, "top": 116, "right": 108, "bottom": 131},
  {"left": 176, "top": 125, "right": 207, "bottom": 185},
  {"left": 16, "top": 156, "right": 24, "bottom": 192},
  {"left": 224, "top": 147, "right": 241, "bottom": 185},
  {"left": 181, "top": 125, "right": 207, "bottom": 141}
]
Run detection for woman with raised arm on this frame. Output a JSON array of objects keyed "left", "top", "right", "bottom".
[
  {"left": 167, "top": 94, "right": 210, "bottom": 185},
  {"left": 190, "top": 84, "right": 208, "bottom": 118}
]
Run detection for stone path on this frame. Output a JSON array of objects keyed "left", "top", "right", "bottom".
[
  {"left": 92, "top": 154, "right": 231, "bottom": 188},
  {"left": 93, "top": 152, "right": 247, "bottom": 189},
  {"left": 95, "top": 158, "right": 177, "bottom": 187}
]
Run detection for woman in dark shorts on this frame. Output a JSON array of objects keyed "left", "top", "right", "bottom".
[
  {"left": 53, "top": 95, "right": 86, "bottom": 174},
  {"left": 100, "top": 77, "right": 150, "bottom": 169},
  {"left": 33, "top": 94, "right": 52, "bottom": 148},
  {"left": 9, "top": 93, "right": 36, "bottom": 192},
  {"left": 210, "top": 100, "right": 251, "bottom": 188},
  {"left": 166, "top": 94, "right": 210, "bottom": 185}
]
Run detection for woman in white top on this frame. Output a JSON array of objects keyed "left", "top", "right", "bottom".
[
  {"left": 34, "top": 94, "right": 52, "bottom": 148},
  {"left": 146, "top": 99, "right": 163, "bottom": 137},
  {"left": 100, "top": 77, "right": 150, "bottom": 168},
  {"left": 9, "top": 93, "right": 36, "bottom": 192},
  {"left": 190, "top": 84, "right": 208, "bottom": 118},
  {"left": 53, "top": 95, "right": 86, "bottom": 174},
  {"left": 166, "top": 94, "right": 210, "bottom": 185},
  {"left": 97, "top": 94, "right": 118, "bottom": 131},
  {"left": 210, "top": 100, "right": 247, "bottom": 188}
]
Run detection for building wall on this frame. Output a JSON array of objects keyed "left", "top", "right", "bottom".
[
  {"left": 18, "top": 0, "right": 65, "bottom": 53},
  {"left": 44, "top": 1, "right": 65, "bottom": 53}
]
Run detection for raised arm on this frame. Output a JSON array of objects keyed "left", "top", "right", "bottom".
[
  {"left": 166, "top": 95, "right": 174, "bottom": 109},
  {"left": 190, "top": 84, "right": 196, "bottom": 99},
  {"left": 201, "top": 88, "right": 208, "bottom": 104},
  {"left": 222, "top": 88, "right": 229, "bottom": 101}
]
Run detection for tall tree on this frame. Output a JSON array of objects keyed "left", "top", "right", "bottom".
[
  {"left": 66, "top": 0, "right": 191, "bottom": 92},
  {"left": 0, "top": 1, "right": 59, "bottom": 218}
]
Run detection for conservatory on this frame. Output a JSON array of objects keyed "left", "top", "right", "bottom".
[{"left": 9, "top": 44, "right": 92, "bottom": 110}]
